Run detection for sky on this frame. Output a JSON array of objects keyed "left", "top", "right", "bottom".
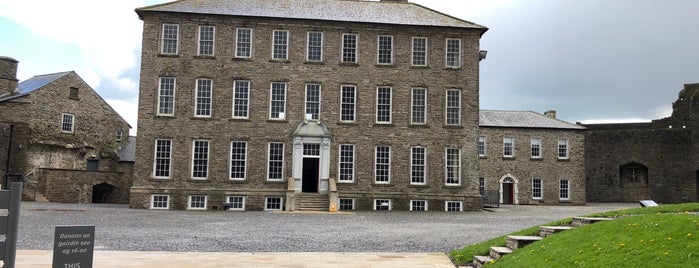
[{"left": 1, "top": 0, "right": 698, "bottom": 135}]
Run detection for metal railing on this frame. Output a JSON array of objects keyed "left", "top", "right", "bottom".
[{"left": 483, "top": 190, "right": 500, "bottom": 208}]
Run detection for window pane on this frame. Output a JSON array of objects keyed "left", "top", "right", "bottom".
[
  {"left": 375, "top": 146, "right": 391, "bottom": 183},
  {"left": 411, "top": 147, "right": 426, "bottom": 184},
  {"left": 230, "top": 142, "right": 247, "bottom": 180},
  {"left": 446, "top": 38, "right": 461, "bottom": 67},
  {"left": 412, "top": 37, "right": 427, "bottom": 66},
  {"left": 412, "top": 88, "right": 426, "bottom": 124},
  {"left": 339, "top": 144, "right": 355, "bottom": 182},
  {"left": 61, "top": 113, "right": 74, "bottom": 133},
  {"left": 158, "top": 77, "right": 175, "bottom": 116},
  {"left": 305, "top": 84, "right": 321, "bottom": 120},
  {"left": 531, "top": 138, "right": 541, "bottom": 158},
  {"left": 446, "top": 90, "right": 460, "bottom": 125},
  {"left": 233, "top": 80, "right": 249, "bottom": 118},
  {"left": 503, "top": 138, "right": 514, "bottom": 157},
  {"left": 376, "top": 87, "right": 392, "bottom": 123},
  {"left": 307, "top": 32, "right": 323, "bottom": 61},
  {"left": 195, "top": 79, "right": 212, "bottom": 116},
  {"left": 154, "top": 139, "right": 172, "bottom": 177},
  {"left": 342, "top": 34, "right": 357, "bottom": 63},
  {"left": 192, "top": 140, "right": 209, "bottom": 179},
  {"left": 446, "top": 148, "right": 460, "bottom": 185},
  {"left": 378, "top": 35, "right": 393, "bottom": 64},
  {"left": 273, "top": 30, "right": 288, "bottom": 59},
  {"left": 558, "top": 139, "right": 569, "bottom": 159},
  {"left": 236, "top": 28, "right": 252, "bottom": 58},
  {"left": 162, "top": 24, "right": 178, "bottom": 54},
  {"left": 268, "top": 143, "right": 284, "bottom": 180},
  {"left": 478, "top": 136, "right": 486, "bottom": 156},
  {"left": 270, "top": 83, "right": 286, "bottom": 119},
  {"left": 198, "top": 26, "right": 214, "bottom": 55}
]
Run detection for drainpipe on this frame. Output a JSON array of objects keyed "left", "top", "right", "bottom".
[{"left": 3, "top": 124, "right": 13, "bottom": 189}]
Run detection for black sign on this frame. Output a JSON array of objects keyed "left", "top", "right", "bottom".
[{"left": 52, "top": 225, "right": 95, "bottom": 268}]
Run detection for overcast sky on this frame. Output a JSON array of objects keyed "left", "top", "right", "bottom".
[{"left": 1, "top": 0, "right": 698, "bottom": 134}]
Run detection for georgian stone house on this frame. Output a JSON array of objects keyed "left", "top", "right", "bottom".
[
  {"left": 0, "top": 56, "right": 133, "bottom": 203},
  {"left": 478, "top": 110, "right": 586, "bottom": 205},
  {"left": 131, "top": 0, "right": 488, "bottom": 211}
]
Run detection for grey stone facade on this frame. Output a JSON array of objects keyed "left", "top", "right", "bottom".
[
  {"left": 478, "top": 110, "right": 586, "bottom": 205},
  {"left": 583, "top": 83, "right": 699, "bottom": 204},
  {"left": 131, "top": 0, "right": 487, "bottom": 211},
  {"left": 0, "top": 57, "right": 133, "bottom": 203}
]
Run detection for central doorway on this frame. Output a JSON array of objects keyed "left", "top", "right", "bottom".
[
  {"left": 502, "top": 182, "right": 514, "bottom": 204},
  {"left": 302, "top": 158, "right": 319, "bottom": 193}
]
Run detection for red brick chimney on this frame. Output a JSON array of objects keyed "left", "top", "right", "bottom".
[{"left": 0, "top": 56, "right": 19, "bottom": 96}]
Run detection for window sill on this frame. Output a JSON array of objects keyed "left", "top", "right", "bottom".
[
  {"left": 266, "top": 119, "right": 289, "bottom": 123},
  {"left": 155, "top": 115, "right": 176, "bottom": 118},
  {"left": 443, "top": 67, "right": 462, "bottom": 70},
  {"left": 304, "top": 61, "right": 325, "bottom": 65},
  {"left": 408, "top": 124, "right": 430, "bottom": 128},
  {"left": 150, "top": 177, "right": 172, "bottom": 181},
  {"left": 410, "top": 65, "right": 430, "bottom": 69},
  {"left": 228, "top": 179, "right": 247, "bottom": 183},
  {"left": 408, "top": 184, "right": 429, "bottom": 188},
  {"left": 229, "top": 118, "right": 251, "bottom": 122},
  {"left": 269, "top": 59, "right": 291, "bottom": 63},
  {"left": 337, "top": 121, "right": 357, "bottom": 126},
  {"left": 478, "top": 155, "right": 488, "bottom": 159},
  {"left": 530, "top": 157, "right": 543, "bottom": 161},
  {"left": 372, "top": 183, "right": 393, "bottom": 187},
  {"left": 157, "top": 54, "right": 179, "bottom": 58},
  {"left": 443, "top": 125, "right": 463, "bottom": 129},
  {"left": 264, "top": 180, "right": 285, "bottom": 183},
  {"left": 374, "top": 123, "right": 394, "bottom": 127},
  {"left": 191, "top": 178, "right": 208, "bottom": 181},
  {"left": 190, "top": 116, "right": 214, "bottom": 120},
  {"left": 557, "top": 158, "right": 571, "bottom": 162},
  {"left": 374, "top": 64, "right": 395, "bottom": 68},
  {"left": 502, "top": 156, "right": 515, "bottom": 160},
  {"left": 444, "top": 184, "right": 462, "bottom": 188},
  {"left": 339, "top": 62, "right": 359, "bottom": 67},
  {"left": 232, "top": 57, "right": 253, "bottom": 61},
  {"left": 194, "top": 55, "right": 216, "bottom": 60}
]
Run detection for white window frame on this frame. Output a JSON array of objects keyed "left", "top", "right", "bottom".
[
  {"left": 265, "top": 197, "right": 283, "bottom": 211},
  {"left": 340, "top": 85, "right": 356, "bottom": 122},
  {"left": 191, "top": 140, "right": 210, "bottom": 180},
  {"left": 61, "top": 113, "right": 75, "bottom": 133},
  {"left": 374, "top": 199, "right": 391, "bottom": 211},
  {"left": 342, "top": 33, "right": 358, "bottom": 63},
  {"left": 232, "top": 80, "right": 250, "bottom": 119},
  {"left": 117, "top": 131, "right": 123, "bottom": 141},
  {"left": 376, "top": 86, "right": 392, "bottom": 124},
  {"left": 410, "top": 200, "right": 427, "bottom": 211},
  {"left": 235, "top": 27, "right": 253, "bottom": 58},
  {"left": 269, "top": 82, "right": 287, "bottom": 120},
  {"left": 445, "top": 38, "right": 461, "bottom": 68},
  {"left": 195, "top": 78, "right": 212, "bottom": 117},
  {"left": 157, "top": 77, "right": 176, "bottom": 116},
  {"left": 150, "top": 194, "right": 170, "bottom": 210},
  {"left": 412, "top": 36, "right": 428, "bottom": 66},
  {"left": 338, "top": 144, "right": 355, "bottom": 183},
  {"left": 558, "top": 139, "right": 570, "bottom": 159},
  {"left": 188, "top": 195, "right": 208, "bottom": 210},
  {"left": 267, "top": 142, "right": 285, "bottom": 181},
  {"left": 377, "top": 35, "right": 393, "bottom": 65},
  {"left": 226, "top": 196, "right": 246, "bottom": 211},
  {"left": 560, "top": 179, "right": 570, "bottom": 200},
  {"left": 272, "top": 30, "right": 289, "bottom": 60},
  {"left": 503, "top": 137, "right": 515, "bottom": 158},
  {"left": 339, "top": 198, "right": 355, "bottom": 211},
  {"left": 478, "top": 136, "right": 486, "bottom": 157},
  {"left": 305, "top": 84, "right": 321, "bottom": 120},
  {"left": 197, "top": 25, "right": 215, "bottom": 56},
  {"left": 445, "top": 148, "right": 461, "bottom": 186},
  {"left": 374, "top": 146, "right": 391, "bottom": 184},
  {"left": 411, "top": 88, "right": 427, "bottom": 125},
  {"left": 479, "top": 177, "right": 486, "bottom": 196},
  {"left": 306, "top": 31, "right": 323, "bottom": 62},
  {"left": 410, "top": 146, "right": 427, "bottom": 185},
  {"left": 445, "top": 89, "right": 461, "bottom": 125},
  {"left": 161, "top": 23, "right": 179, "bottom": 55},
  {"left": 230, "top": 141, "right": 247, "bottom": 180},
  {"left": 532, "top": 179, "right": 543, "bottom": 199},
  {"left": 153, "top": 139, "right": 172, "bottom": 179},
  {"left": 445, "top": 201, "right": 463, "bottom": 212},
  {"left": 531, "top": 138, "right": 542, "bottom": 158}
]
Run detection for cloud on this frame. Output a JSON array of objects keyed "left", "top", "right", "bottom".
[{"left": 106, "top": 98, "right": 139, "bottom": 136}]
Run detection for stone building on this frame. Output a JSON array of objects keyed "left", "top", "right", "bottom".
[
  {"left": 0, "top": 56, "right": 133, "bottom": 203},
  {"left": 131, "top": 0, "right": 488, "bottom": 211},
  {"left": 479, "top": 110, "right": 586, "bottom": 205},
  {"left": 583, "top": 83, "right": 699, "bottom": 204}
]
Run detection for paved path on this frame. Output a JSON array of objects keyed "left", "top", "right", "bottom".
[{"left": 16, "top": 250, "right": 456, "bottom": 268}]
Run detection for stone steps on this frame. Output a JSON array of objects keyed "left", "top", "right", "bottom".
[
  {"left": 539, "top": 225, "right": 574, "bottom": 237},
  {"left": 571, "top": 216, "right": 612, "bottom": 227},
  {"left": 295, "top": 193, "right": 329, "bottom": 211}
]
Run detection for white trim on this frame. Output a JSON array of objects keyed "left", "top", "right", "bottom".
[
  {"left": 375, "top": 86, "right": 392, "bottom": 124},
  {"left": 410, "top": 146, "right": 427, "bottom": 185},
  {"left": 194, "top": 78, "right": 213, "bottom": 117},
  {"left": 306, "top": 31, "right": 324, "bottom": 62},
  {"left": 267, "top": 142, "right": 285, "bottom": 181},
  {"left": 338, "top": 144, "right": 355, "bottom": 183},
  {"left": 530, "top": 138, "right": 542, "bottom": 159},
  {"left": 340, "top": 85, "right": 357, "bottom": 122},
  {"left": 152, "top": 139, "right": 172, "bottom": 179},
  {"left": 269, "top": 82, "right": 287, "bottom": 120},
  {"left": 232, "top": 80, "right": 250, "bottom": 119},
  {"left": 377, "top": 35, "right": 393, "bottom": 65},
  {"left": 191, "top": 139, "right": 210, "bottom": 180},
  {"left": 374, "top": 199, "right": 392, "bottom": 211},
  {"left": 445, "top": 38, "right": 461, "bottom": 68},
  {"left": 157, "top": 77, "right": 176, "bottom": 116},
  {"left": 187, "top": 195, "right": 208, "bottom": 210},
  {"left": 445, "top": 147, "right": 461, "bottom": 186},
  {"left": 410, "top": 200, "right": 428, "bottom": 211},
  {"left": 410, "top": 88, "right": 427, "bottom": 125},
  {"left": 271, "top": 29, "right": 289, "bottom": 60},
  {"left": 341, "top": 33, "right": 359, "bottom": 63},
  {"left": 445, "top": 201, "right": 463, "bottom": 212},
  {"left": 499, "top": 174, "right": 519, "bottom": 204},
  {"left": 229, "top": 141, "right": 248, "bottom": 181},
  {"left": 532, "top": 178, "right": 543, "bottom": 200},
  {"left": 226, "top": 196, "right": 246, "bottom": 211},
  {"left": 265, "top": 196, "right": 284, "bottom": 211},
  {"left": 235, "top": 27, "right": 253, "bottom": 58},
  {"left": 197, "top": 25, "right": 215, "bottom": 56},
  {"left": 478, "top": 136, "right": 487, "bottom": 157},
  {"left": 445, "top": 89, "right": 461, "bottom": 126},
  {"left": 150, "top": 194, "right": 170, "bottom": 210},
  {"left": 304, "top": 83, "right": 322, "bottom": 120},
  {"left": 61, "top": 113, "right": 75, "bottom": 133},
  {"left": 559, "top": 179, "right": 571, "bottom": 200},
  {"left": 558, "top": 138, "right": 570, "bottom": 159},
  {"left": 161, "top": 23, "right": 179, "bottom": 55},
  {"left": 411, "top": 36, "right": 428, "bottom": 66},
  {"left": 374, "top": 146, "right": 391, "bottom": 184},
  {"left": 503, "top": 137, "right": 515, "bottom": 158}
]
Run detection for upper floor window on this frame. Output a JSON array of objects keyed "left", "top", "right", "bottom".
[
  {"left": 267, "top": 142, "right": 285, "bottom": 181},
  {"left": 69, "top": 87, "right": 79, "bottom": 99},
  {"left": 61, "top": 113, "right": 75, "bottom": 133},
  {"left": 411, "top": 88, "right": 426, "bottom": 124},
  {"left": 232, "top": 80, "right": 250, "bottom": 119},
  {"left": 445, "top": 148, "right": 461, "bottom": 185},
  {"left": 445, "top": 89, "right": 461, "bottom": 125},
  {"left": 230, "top": 141, "right": 247, "bottom": 180},
  {"left": 157, "top": 77, "right": 176, "bottom": 116},
  {"left": 340, "top": 85, "right": 356, "bottom": 122},
  {"left": 305, "top": 84, "right": 321, "bottom": 120},
  {"left": 161, "top": 23, "right": 179, "bottom": 54},
  {"left": 446, "top": 38, "right": 461, "bottom": 68},
  {"left": 478, "top": 177, "right": 486, "bottom": 195},
  {"left": 478, "top": 136, "right": 486, "bottom": 157},
  {"left": 412, "top": 37, "right": 427, "bottom": 66},
  {"left": 236, "top": 28, "right": 253, "bottom": 58},
  {"left": 374, "top": 146, "right": 391, "bottom": 184},
  {"left": 377, "top": 35, "right": 393, "bottom": 65},
  {"left": 198, "top": 25, "right": 215, "bottom": 56},
  {"left": 559, "top": 179, "right": 570, "bottom": 200},
  {"left": 531, "top": 138, "right": 542, "bottom": 158},
  {"left": 191, "top": 140, "right": 209, "bottom": 179},
  {"left": 532, "top": 179, "right": 542, "bottom": 199},
  {"left": 503, "top": 137, "right": 514, "bottom": 157},
  {"left": 338, "top": 144, "right": 355, "bottom": 183},
  {"left": 376, "top": 86, "right": 392, "bottom": 123},
  {"left": 269, "top": 82, "right": 286, "bottom": 120},
  {"left": 307, "top": 31, "right": 323, "bottom": 62},
  {"left": 411, "top": 147, "right": 426, "bottom": 185},
  {"left": 272, "top": 30, "right": 289, "bottom": 60},
  {"left": 195, "top": 78, "right": 212, "bottom": 117},
  {"left": 558, "top": 139, "right": 569, "bottom": 159},
  {"left": 153, "top": 139, "right": 172, "bottom": 178},
  {"left": 342, "top": 34, "right": 358, "bottom": 63}
]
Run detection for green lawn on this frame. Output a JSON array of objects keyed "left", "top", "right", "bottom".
[{"left": 449, "top": 203, "right": 699, "bottom": 267}]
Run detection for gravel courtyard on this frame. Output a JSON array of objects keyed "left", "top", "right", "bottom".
[{"left": 16, "top": 202, "right": 637, "bottom": 253}]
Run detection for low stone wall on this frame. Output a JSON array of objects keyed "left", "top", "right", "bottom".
[{"left": 36, "top": 168, "right": 130, "bottom": 204}]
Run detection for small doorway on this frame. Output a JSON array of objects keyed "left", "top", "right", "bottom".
[
  {"left": 502, "top": 182, "right": 514, "bottom": 204},
  {"left": 302, "top": 158, "right": 319, "bottom": 193},
  {"left": 92, "top": 183, "right": 114, "bottom": 203}
]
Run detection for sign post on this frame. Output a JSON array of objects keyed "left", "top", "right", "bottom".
[{"left": 52, "top": 226, "right": 95, "bottom": 268}]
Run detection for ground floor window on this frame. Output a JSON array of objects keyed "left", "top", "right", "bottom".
[
  {"left": 266, "top": 197, "right": 283, "bottom": 211},
  {"left": 188, "top": 195, "right": 207, "bottom": 210},
  {"left": 339, "top": 198, "right": 354, "bottom": 211},
  {"left": 445, "top": 201, "right": 462, "bottom": 212},
  {"left": 150, "top": 195, "right": 169, "bottom": 210},
  {"left": 532, "top": 179, "right": 542, "bottom": 199},
  {"left": 374, "top": 199, "right": 391, "bottom": 211},
  {"left": 478, "top": 177, "right": 486, "bottom": 195},
  {"left": 226, "top": 196, "right": 245, "bottom": 211},
  {"left": 560, "top": 179, "right": 570, "bottom": 200},
  {"left": 410, "top": 200, "right": 427, "bottom": 211}
]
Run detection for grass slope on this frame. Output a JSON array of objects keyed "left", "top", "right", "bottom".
[{"left": 449, "top": 203, "right": 699, "bottom": 267}]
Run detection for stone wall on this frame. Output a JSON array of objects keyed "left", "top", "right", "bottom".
[{"left": 36, "top": 168, "right": 130, "bottom": 204}]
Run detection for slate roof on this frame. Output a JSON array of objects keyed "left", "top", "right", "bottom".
[
  {"left": 136, "top": 0, "right": 487, "bottom": 30},
  {"left": 480, "top": 110, "right": 586, "bottom": 130},
  {"left": 0, "top": 71, "right": 72, "bottom": 102}
]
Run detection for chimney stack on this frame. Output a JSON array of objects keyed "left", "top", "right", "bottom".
[
  {"left": 0, "top": 56, "right": 19, "bottom": 96},
  {"left": 544, "top": 110, "right": 557, "bottom": 119}
]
